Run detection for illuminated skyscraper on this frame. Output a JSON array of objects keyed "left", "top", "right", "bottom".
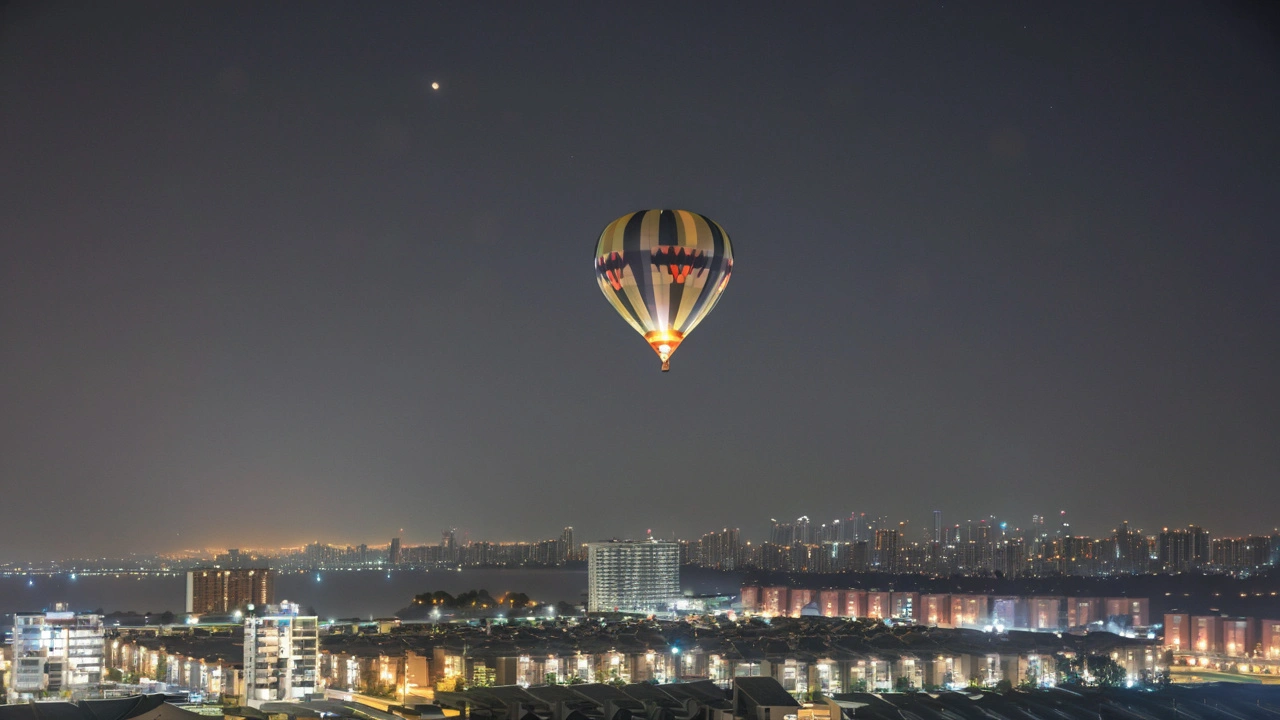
[
  {"left": 561, "top": 526, "right": 575, "bottom": 562},
  {"left": 587, "top": 540, "right": 679, "bottom": 613},
  {"left": 873, "top": 529, "right": 899, "bottom": 572},
  {"left": 769, "top": 519, "right": 795, "bottom": 546},
  {"left": 441, "top": 528, "right": 458, "bottom": 563},
  {"left": 795, "top": 516, "right": 812, "bottom": 545},
  {"left": 698, "top": 528, "right": 742, "bottom": 569}
]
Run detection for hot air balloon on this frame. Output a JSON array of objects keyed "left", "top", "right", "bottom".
[{"left": 594, "top": 209, "right": 734, "bottom": 371}]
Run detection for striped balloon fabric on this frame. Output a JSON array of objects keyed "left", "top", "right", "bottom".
[{"left": 593, "top": 209, "right": 734, "bottom": 372}]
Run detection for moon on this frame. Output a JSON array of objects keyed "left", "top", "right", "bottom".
[{"left": 431, "top": 82, "right": 440, "bottom": 91}]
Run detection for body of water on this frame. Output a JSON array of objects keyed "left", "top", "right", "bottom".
[{"left": 0, "top": 566, "right": 743, "bottom": 619}]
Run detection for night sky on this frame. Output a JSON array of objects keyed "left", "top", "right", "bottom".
[{"left": 2, "top": 2, "right": 1278, "bottom": 560}]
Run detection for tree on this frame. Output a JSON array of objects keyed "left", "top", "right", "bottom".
[
  {"left": 368, "top": 682, "right": 398, "bottom": 699},
  {"left": 1085, "top": 655, "right": 1126, "bottom": 687},
  {"left": 1056, "top": 655, "right": 1083, "bottom": 685},
  {"left": 154, "top": 654, "right": 169, "bottom": 683},
  {"left": 435, "top": 676, "right": 466, "bottom": 692}
]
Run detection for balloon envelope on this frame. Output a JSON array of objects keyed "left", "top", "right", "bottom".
[{"left": 593, "top": 209, "right": 734, "bottom": 371}]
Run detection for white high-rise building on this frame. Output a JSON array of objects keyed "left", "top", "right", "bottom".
[
  {"left": 587, "top": 540, "right": 679, "bottom": 613},
  {"left": 8, "top": 604, "right": 104, "bottom": 702},
  {"left": 243, "top": 601, "right": 320, "bottom": 706}
]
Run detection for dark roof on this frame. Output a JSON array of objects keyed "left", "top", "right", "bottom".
[
  {"left": 80, "top": 697, "right": 160, "bottom": 720},
  {"left": 733, "top": 677, "right": 801, "bottom": 709},
  {"left": 525, "top": 685, "right": 595, "bottom": 708},
  {"left": 657, "top": 682, "right": 731, "bottom": 710},
  {"left": 618, "top": 683, "right": 683, "bottom": 709},
  {"left": 570, "top": 684, "right": 645, "bottom": 710},
  {"left": 834, "top": 686, "right": 1280, "bottom": 720},
  {"left": 0, "top": 698, "right": 200, "bottom": 720},
  {"left": 482, "top": 685, "right": 550, "bottom": 711}
]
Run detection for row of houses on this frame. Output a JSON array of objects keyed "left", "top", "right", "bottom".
[
  {"left": 106, "top": 617, "right": 1160, "bottom": 702},
  {"left": 740, "top": 587, "right": 1150, "bottom": 630},
  {"left": 106, "top": 634, "right": 244, "bottom": 699}
]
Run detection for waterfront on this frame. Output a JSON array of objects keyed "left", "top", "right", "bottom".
[{"left": 0, "top": 566, "right": 745, "bottom": 619}]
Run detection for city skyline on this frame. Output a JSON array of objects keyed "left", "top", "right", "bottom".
[
  {"left": 2, "top": 2, "right": 1278, "bottom": 558},
  {"left": 6, "top": 508, "right": 1279, "bottom": 571}
]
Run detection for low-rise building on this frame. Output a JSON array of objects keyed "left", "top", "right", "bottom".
[
  {"left": 1105, "top": 597, "right": 1150, "bottom": 627},
  {"left": 920, "top": 594, "right": 950, "bottom": 627},
  {"left": 1165, "top": 613, "right": 1191, "bottom": 651},
  {"left": 1191, "top": 615, "right": 1224, "bottom": 654},
  {"left": 1067, "top": 597, "right": 1104, "bottom": 628},
  {"left": 8, "top": 604, "right": 104, "bottom": 702},
  {"left": 1261, "top": 619, "right": 1280, "bottom": 660}
]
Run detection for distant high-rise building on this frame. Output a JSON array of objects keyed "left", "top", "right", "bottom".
[
  {"left": 698, "top": 528, "right": 743, "bottom": 569},
  {"left": 587, "top": 540, "right": 679, "bottom": 613},
  {"left": 1113, "top": 522, "right": 1149, "bottom": 574},
  {"left": 389, "top": 537, "right": 402, "bottom": 566},
  {"left": 933, "top": 511, "right": 942, "bottom": 544},
  {"left": 441, "top": 528, "right": 458, "bottom": 563},
  {"left": 8, "top": 604, "right": 104, "bottom": 702},
  {"left": 186, "top": 568, "right": 274, "bottom": 614},
  {"left": 847, "top": 512, "right": 866, "bottom": 543},
  {"left": 244, "top": 602, "right": 319, "bottom": 704},
  {"left": 795, "top": 516, "right": 812, "bottom": 545},
  {"left": 1157, "top": 527, "right": 1210, "bottom": 573},
  {"left": 769, "top": 519, "right": 795, "bottom": 547},
  {"left": 873, "top": 529, "right": 900, "bottom": 572},
  {"left": 561, "top": 527, "right": 575, "bottom": 563}
]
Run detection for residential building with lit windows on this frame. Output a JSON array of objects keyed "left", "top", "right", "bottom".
[
  {"left": 1067, "top": 597, "right": 1104, "bottom": 628},
  {"left": 1104, "top": 597, "right": 1149, "bottom": 627},
  {"left": 1165, "top": 613, "right": 1191, "bottom": 651},
  {"left": 920, "top": 594, "right": 950, "bottom": 626},
  {"left": 186, "top": 568, "right": 274, "bottom": 615},
  {"left": 1262, "top": 619, "right": 1280, "bottom": 660},
  {"left": 866, "top": 592, "right": 890, "bottom": 620},
  {"left": 788, "top": 589, "right": 814, "bottom": 617},
  {"left": 890, "top": 592, "right": 919, "bottom": 622},
  {"left": 7, "top": 604, "right": 104, "bottom": 702},
  {"left": 243, "top": 602, "right": 320, "bottom": 706},
  {"left": 950, "top": 595, "right": 989, "bottom": 628},
  {"left": 586, "top": 540, "right": 679, "bottom": 614},
  {"left": 818, "top": 590, "right": 841, "bottom": 618},
  {"left": 1222, "top": 617, "right": 1256, "bottom": 658},
  {"left": 1191, "top": 615, "right": 1224, "bottom": 654}
]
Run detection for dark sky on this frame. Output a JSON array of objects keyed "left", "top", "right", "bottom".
[{"left": 2, "top": 1, "right": 1278, "bottom": 560}]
